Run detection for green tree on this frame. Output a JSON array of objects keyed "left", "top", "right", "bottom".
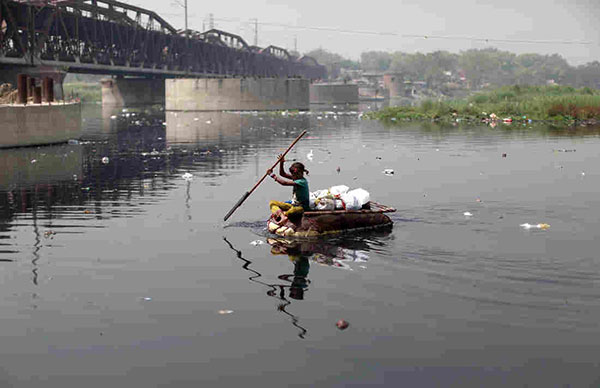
[{"left": 360, "top": 51, "right": 392, "bottom": 72}]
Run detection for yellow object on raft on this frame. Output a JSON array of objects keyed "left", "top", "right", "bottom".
[{"left": 269, "top": 201, "right": 304, "bottom": 216}]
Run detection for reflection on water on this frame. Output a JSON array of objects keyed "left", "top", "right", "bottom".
[
  {"left": 267, "top": 235, "right": 374, "bottom": 271},
  {"left": 224, "top": 237, "right": 309, "bottom": 338}
]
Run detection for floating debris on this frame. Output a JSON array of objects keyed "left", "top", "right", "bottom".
[
  {"left": 336, "top": 166, "right": 341, "bottom": 174},
  {"left": 43, "top": 230, "right": 56, "bottom": 239},
  {"left": 502, "top": 153, "right": 507, "bottom": 158},
  {"left": 182, "top": 172, "right": 193, "bottom": 182},
  {"left": 336, "top": 319, "right": 349, "bottom": 330},
  {"left": 101, "top": 156, "right": 109, "bottom": 164},
  {"left": 249, "top": 240, "right": 264, "bottom": 246},
  {"left": 307, "top": 150, "right": 314, "bottom": 161},
  {"left": 218, "top": 309, "right": 233, "bottom": 315},
  {"left": 520, "top": 223, "right": 550, "bottom": 230},
  {"left": 110, "top": 115, "right": 117, "bottom": 120},
  {"left": 142, "top": 297, "right": 152, "bottom": 301},
  {"left": 382, "top": 169, "right": 394, "bottom": 176},
  {"left": 30, "top": 159, "right": 37, "bottom": 164},
  {"left": 463, "top": 212, "right": 473, "bottom": 217}
]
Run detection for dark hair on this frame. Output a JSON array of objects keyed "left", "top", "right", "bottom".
[{"left": 289, "top": 162, "right": 309, "bottom": 177}]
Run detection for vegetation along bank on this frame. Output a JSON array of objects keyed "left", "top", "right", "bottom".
[{"left": 366, "top": 85, "right": 600, "bottom": 126}]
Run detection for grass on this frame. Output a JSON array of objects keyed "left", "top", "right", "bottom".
[
  {"left": 366, "top": 85, "right": 600, "bottom": 125},
  {"left": 63, "top": 82, "right": 101, "bottom": 103}
]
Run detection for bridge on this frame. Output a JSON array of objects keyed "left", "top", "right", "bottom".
[{"left": 0, "top": 0, "right": 326, "bottom": 79}]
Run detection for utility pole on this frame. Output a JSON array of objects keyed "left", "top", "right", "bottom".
[
  {"left": 184, "top": 0, "right": 188, "bottom": 39},
  {"left": 252, "top": 18, "right": 258, "bottom": 46}
]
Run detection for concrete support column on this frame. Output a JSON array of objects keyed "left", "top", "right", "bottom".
[
  {"left": 309, "top": 83, "right": 359, "bottom": 104},
  {"left": 101, "top": 77, "right": 165, "bottom": 106},
  {"left": 166, "top": 78, "right": 309, "bottom": 111}
]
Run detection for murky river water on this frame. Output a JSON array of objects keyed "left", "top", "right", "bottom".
[{"left": 1, "top": 103, "right": 599, "bottom": 387}]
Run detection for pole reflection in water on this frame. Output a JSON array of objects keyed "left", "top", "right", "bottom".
[{"left": 223, "top": 237, "right": 309, "bottom": 339}]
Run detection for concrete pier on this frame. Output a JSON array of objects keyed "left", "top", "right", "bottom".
[
  {"left": 0, "top": 102, "right": 81, "bottom": 148},
  {"left": 101, "top": 77, "right": 165, "bottom": 106},
  {"left": 309, "top": 83, "right": 359, "bottom": 104},
  {"left": 166, "top": 78, "right": 309, "bottom": 111}
]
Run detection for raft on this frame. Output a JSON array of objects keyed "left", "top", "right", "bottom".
[{"left": 267, "top": 202, "right": 395, "bottom": 238}]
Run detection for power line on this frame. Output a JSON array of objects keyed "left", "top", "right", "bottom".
[{"left": 210, "top": 17, "right": 593, "bottom": 46}]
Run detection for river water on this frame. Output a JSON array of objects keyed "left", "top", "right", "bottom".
[{"left": 1, "top": 103, "right": 599, "bottom": 387}]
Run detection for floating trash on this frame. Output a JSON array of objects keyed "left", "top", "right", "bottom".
[
  {"left": 101, "top": 156, "right": 109, "bottom": 164},
  {"left": 580, "top": 171, "right": 586, "bottom": 177},
  {"left": 218, "top": 310, "right": 233, "bottom": 315},
  {"left": 205, "top": 119, "right": 212, "bottom": 124},
  {"left": 249, "top": 240, "right": 264, "bottom": 246},
  {"left": 502, "top": 153, "right": 507, "bottom": 158},
  {"left": 182, "top": 172, "right": 193, "bottom": 182},
  {"left": 463, "top": 212, "right": 473, "bottom": 217},
  {"left": 307, "top": 150, "right": 314, "bottom": 161},
  {"left": 336, "top": 319, "right": 349, "bottom": 330},
  {"left": 382, "top": 169, "right": 394, "bottom": 176},
  {"left": 110, "top": 115, "right": 117, "bottom": 119},
  {"left": 520, "top": 223, "right": 550, "bottom": 230},
  {"left": 142, "top": 297, "right": 152, "bottom": 301},
  {"left": 336, "top": 166, "right": 341, "bottom": 174},
  {"left": 30, "top": 159, "right": 37, "bottom": 164}
]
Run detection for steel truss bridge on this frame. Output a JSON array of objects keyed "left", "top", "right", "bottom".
[{"left": 0, "top": 0, "right": 326, "bottom": 79}]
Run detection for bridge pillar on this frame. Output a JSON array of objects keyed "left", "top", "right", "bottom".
[
  {"left": 309, "top": 83, "right": 359, "bottom": 104},
  {"left": 166, "top": 78, "right": 309, "bottom": 111},
  {"left": 101, "top": 77, "right": 165, "bottom": 106}
]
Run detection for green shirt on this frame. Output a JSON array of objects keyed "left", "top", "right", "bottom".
[{"left": 292, "top": 178, "right": 310, "bottom": 210}]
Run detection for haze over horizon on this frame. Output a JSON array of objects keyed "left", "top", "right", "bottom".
[{"left": 123, "top": 0, "right": 599, "bottom": 66}]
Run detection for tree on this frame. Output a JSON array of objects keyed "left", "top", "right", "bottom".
[{"left": 360, "top": 51, "right": 392, "bottom": 72}]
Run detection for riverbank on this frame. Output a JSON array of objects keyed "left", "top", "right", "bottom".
[{"left": 366, "top": 85, "right": 600, "bottom": 126}]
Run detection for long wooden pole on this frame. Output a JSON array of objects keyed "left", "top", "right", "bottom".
[{"left": 223, "top": 130, "right": 307, "bottom": 221}]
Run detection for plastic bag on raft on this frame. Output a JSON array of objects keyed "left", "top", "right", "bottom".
[
  {"left": 315, "top": 198, "right": 335, "bottom": 210},
  {"left": 329, "top": 185, "right": 349, "bottom": 197},
  {"left": 341, "top": 188, "right": 370, "bottom": 210},
  {"left": 310, "top": 189, "right": 333, "bottom": 210},
  {"left": 349, "top": 188, "right": 370, "bottom": 206}
]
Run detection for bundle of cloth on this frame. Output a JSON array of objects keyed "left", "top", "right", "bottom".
[{"left": 309, "top": 185, "right": 370, "bottom": 211}]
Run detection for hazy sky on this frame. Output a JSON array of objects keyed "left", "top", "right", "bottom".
[{"left": 127, "top": 0, "right": 599, "bottom": 65}]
